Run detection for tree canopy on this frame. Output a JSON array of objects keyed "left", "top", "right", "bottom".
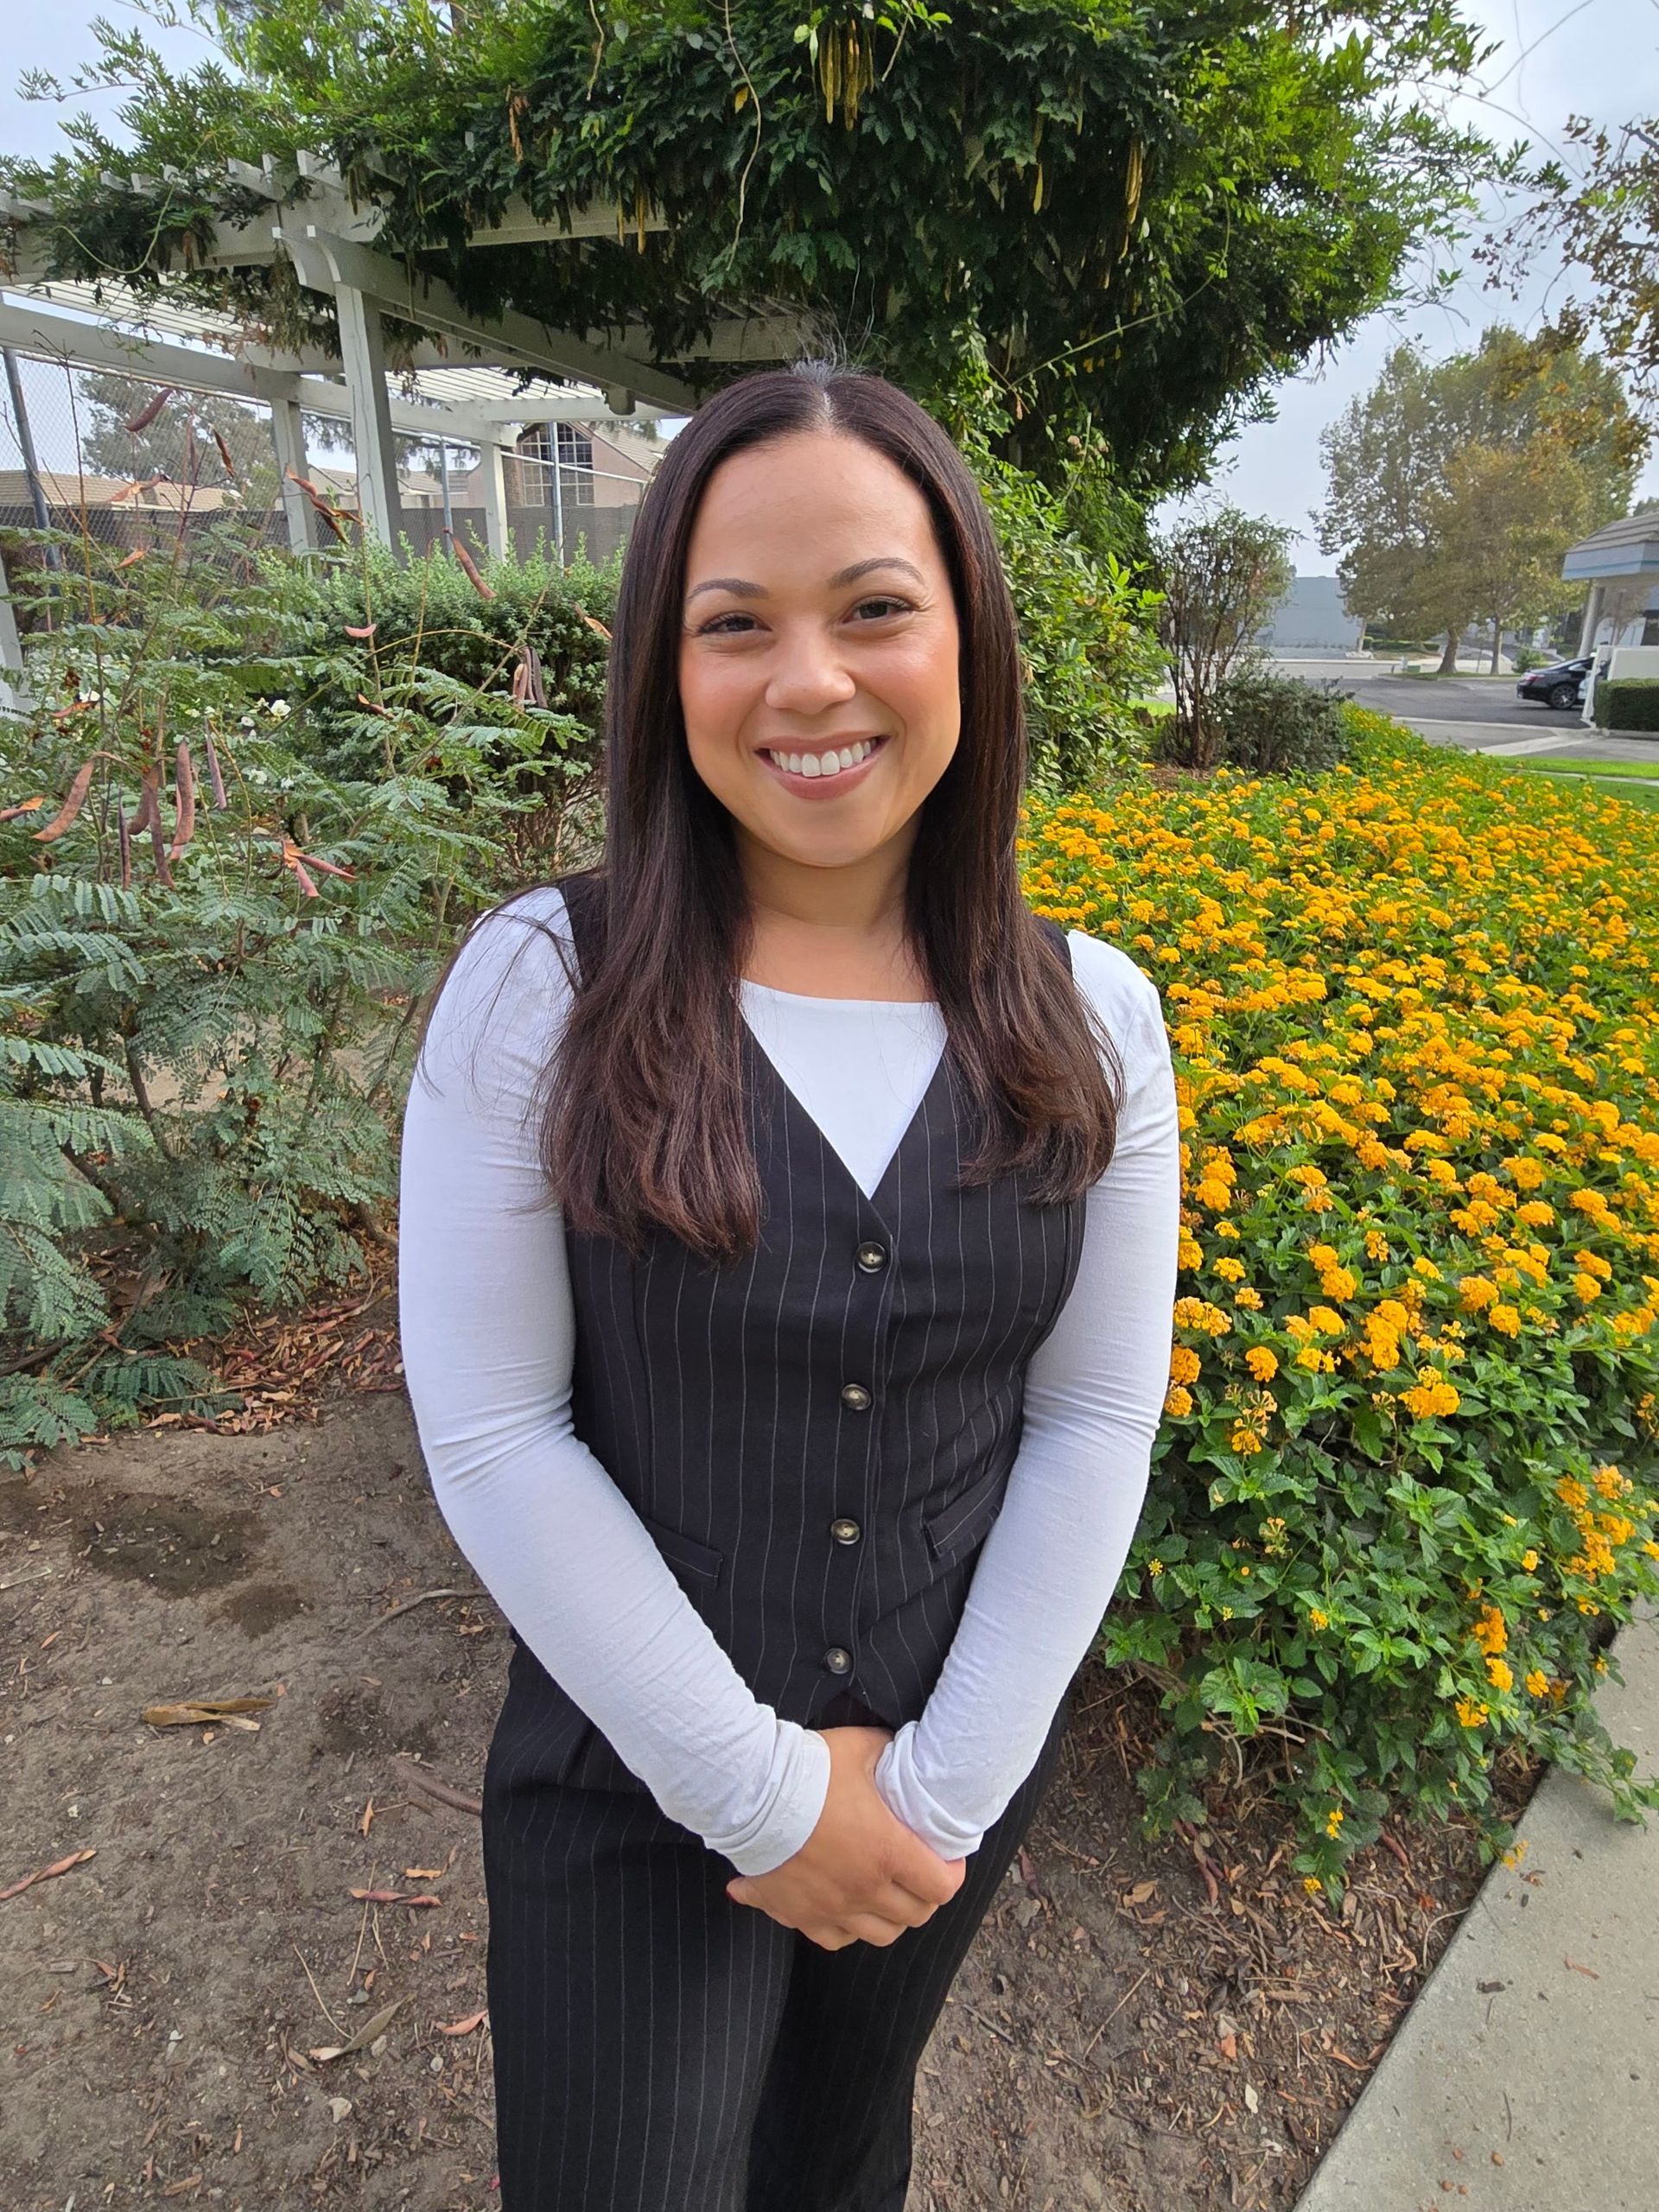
[
  {"left": 1314, "top": 324, "right": 1649, "bottom": 666},
  {"left": 1478, "top": 117, "right": 1659, "bottom": 422},
  {"left": 4, "top": 0, "right": 1503, "bottom": 493}
]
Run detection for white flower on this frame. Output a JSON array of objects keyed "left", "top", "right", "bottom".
[{"left": 268, "top": 698, "right": 291, "bottom": 721}]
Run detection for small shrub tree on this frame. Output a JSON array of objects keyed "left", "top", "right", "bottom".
[
  {"left": 1147, "top": 507, "right": 1296, "bottom": 771},
  {"left": 1206, "top": 666, "right": 1357, "bottom": 776}
]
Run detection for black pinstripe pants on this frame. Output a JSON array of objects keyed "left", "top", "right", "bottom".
[{"left": 480, "top": 1686, "right": 1072, "bottom": 2211}]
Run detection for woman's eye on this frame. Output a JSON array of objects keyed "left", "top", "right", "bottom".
[
  {"left": 850, "top": 596, "right": 912, "bottom": 621},
  {"left": 696, "top": 611, "right": 760, "bottom": 636}
]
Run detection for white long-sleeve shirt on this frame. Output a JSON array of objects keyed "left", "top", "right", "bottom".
[{"left": 397, "top": 884, "right": 1182, "bottom": 1876}]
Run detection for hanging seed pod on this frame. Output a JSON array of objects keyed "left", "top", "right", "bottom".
[
  {"left": 147, "top": 796, "right": 173, "bottom": 887},
  {"left": 202, "top": 728, "right": 227, "bottom": 809},
  {"left": 117, "top": 798, "right": 131, "bottom": 888},
  {"left": 0, "top": 795, "right": 46, "bottom": 823},
  {"left": 211, "top": 426, "right": 239, "bottom": 483},
  {"left": 167, "top": 741, "right": 196, "bottom": 860},
  {"left": 445, "top": 529, "right": 496, "bottom": 601},
  {"left": 511, "top": 641, "right": 547, "bottom": 708},
  {"left": 283, "top": 468, "right": 355, "bottom": 543},
  {"left": 123, "top": 386, "right": 177, "bottom": 435},
  {"left": 32, "top": 753, "right": 100, "bottom": 842},
  {"left": 130, "top": 763, "right": 161, "bottom": 841}
]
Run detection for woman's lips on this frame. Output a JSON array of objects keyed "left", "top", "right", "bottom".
[{"left": 757, "top": 734, "right": 889, "bottom": 799}]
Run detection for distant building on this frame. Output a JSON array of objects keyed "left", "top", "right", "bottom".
[{"left": 1251, "top": 575, "right": 1365, "bottom": 655}]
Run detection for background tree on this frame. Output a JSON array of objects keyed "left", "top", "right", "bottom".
[
  {"left": 1477, "top": 118, "right": 1658, "bottom": 420},
  {"left": 1316, "top": 325, "right": 1647, "bottom": 671},
  {"left": 1431, "top": 435, "right": 1598, "bottom": 671},
  {"left": 4, "top": 0, "right": 1508, "bottom": 498},
  {"left": 1147, "top": 504, "right": 1295, "bottom": 772},
  {"left": 78, "top": 372, "right": 276, "bottom": 502}
]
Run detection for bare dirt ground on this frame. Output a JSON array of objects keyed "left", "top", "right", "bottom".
[{"left": 1, "top": 1323, "right": 1541, "bottom": 2212}]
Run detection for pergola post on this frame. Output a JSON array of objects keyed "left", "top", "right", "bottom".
[
  {"left": 0, "top": 539, "right": 28, "bottom": 715},
  {"left": 267, "top": 391, "right": 317, "bottom": 554},
  {"left": 1579, "top": 581, "right": 1603, "bottom": 727},
  {"left": 334, "top": 283, "right": 402, "bottom": 551},
  {"left": 480, "top": 442, "right": 510, "bottom": 560}
]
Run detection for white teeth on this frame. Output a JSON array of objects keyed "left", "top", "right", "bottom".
[{"left": 765, "top": 738, "right": 878, "bottom": 778}]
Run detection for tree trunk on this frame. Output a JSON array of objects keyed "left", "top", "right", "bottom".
[
  {"left": 1438, "top": 629, "right": 1460, "bottom": 674},
  {"left": 1491, "top": 614, "right": 1503, "bottom": 674}
]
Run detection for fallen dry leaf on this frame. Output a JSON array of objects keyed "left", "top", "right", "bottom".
[
  {"left": 142, "top": 1698, "right": 275, "bottom": 1728},
  {"left": 308, "top": 1994, "right": 407, "bottom": 2064},
  {"left": 0, "top": 1848, "right": 98, "bottom": 1904},
  {"left": 348, "top": 1888, "right": 442, "bottom": 1908},
  {"left": 435, "top": 2007, "right": 488, "bottom": 2037}
]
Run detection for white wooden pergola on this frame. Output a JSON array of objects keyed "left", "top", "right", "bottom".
[
  {"left": 0, "top": 150, "right": 810, "bottom": 556},
  {"left": 0, "top": 153, "right": 815, "bottom": 705}
]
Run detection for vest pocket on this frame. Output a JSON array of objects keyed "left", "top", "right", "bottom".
[
  {"left": 638, "top": 1510, "right": 724, "bottom": 1588},
  {"left": 923, "top": 1462, "right": 1008, "bottom": 1568}
]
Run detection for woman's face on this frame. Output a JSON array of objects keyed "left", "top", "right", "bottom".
[{"left": 677, "top": 429, "right": 963, "bottom": 874}]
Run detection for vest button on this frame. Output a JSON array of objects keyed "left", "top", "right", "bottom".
[
  {"left": 823, "top": 1646, "right": 853, "bottom": 1675},
  {"left": 855, "top": 1240, "right": 888, "bottom": 1272},
  {"left": 830, "top": 1517, "right": 861, "bottom": 1544},
  {"left": 840, "top": 1381, "right": 872, "bottom": 1412}
]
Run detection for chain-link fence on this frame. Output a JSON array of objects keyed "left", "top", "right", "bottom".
[{"left": 0, "top": 348, "right": 652, "bottom": 632}]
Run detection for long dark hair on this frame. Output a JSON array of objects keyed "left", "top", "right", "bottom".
[{"left": 419, "top": 360, "right": 1125, "bottom": 1263}]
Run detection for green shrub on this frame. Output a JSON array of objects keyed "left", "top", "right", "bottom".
[
  {"left": 1, "top": 513, "right": 592, "bottom": 1467},
  {"left": 1170, "top": 662, "right": 1357, "bottom": 776},
  {"left": 259, "top": 529, "right": 617, "bottom": 796},
  {"left": 1594, "top": 678, "right": 1659, "bottom": 733},
  {"left": 933, "top": 341, "right": 1167, "bottom": 797}
]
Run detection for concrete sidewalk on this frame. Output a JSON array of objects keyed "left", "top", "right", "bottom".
[{"left": 1293, "top": 1596, "right": 1659, "bottom": 2212}]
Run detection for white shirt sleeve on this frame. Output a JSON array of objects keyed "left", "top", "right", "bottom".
[
  {"left": 869, "top": 934, "right": 1182, "bottom": 1857},
  {"left": 396, "top": 887, "right": 833, "bottom": 1877}
]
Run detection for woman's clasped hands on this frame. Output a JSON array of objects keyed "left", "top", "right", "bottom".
[{"left": 724, "top": 1722, "right": 966, "bottom": 1951}]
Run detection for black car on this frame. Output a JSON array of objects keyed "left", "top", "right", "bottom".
[{"left": 1516, "top": 655, "right": 1592, "bottom": 709}]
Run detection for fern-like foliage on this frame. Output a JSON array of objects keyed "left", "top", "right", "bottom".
[{"left": 2, "top": 507, "right": 600, "bottom": 1466}]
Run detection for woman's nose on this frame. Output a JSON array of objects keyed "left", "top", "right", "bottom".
[{"left": 764, "top": 626, "right": 858, "bottom": 715}]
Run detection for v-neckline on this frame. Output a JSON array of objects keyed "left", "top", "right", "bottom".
[{"left": 737, "top": 1015, "right": 956, "bottom": 1228}]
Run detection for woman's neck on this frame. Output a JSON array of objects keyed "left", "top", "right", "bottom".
[{"left": 735, "top": 830, "right": 931, "bottom": 1001}]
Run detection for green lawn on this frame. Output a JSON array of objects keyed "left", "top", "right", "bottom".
[
  {"left": 1514, "top": 765, "right": 1659, "bottom": 811},
  {"left": 1516, "top": 756, "right": 1659, "bottom": 782}
]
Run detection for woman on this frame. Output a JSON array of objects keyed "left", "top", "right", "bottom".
[{"left": 397, "top": 359, "right": 1182, "bottom": 2210}]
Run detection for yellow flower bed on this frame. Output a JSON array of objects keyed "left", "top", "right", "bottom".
[{"left": 1020, "top": 707, "right": 1659, "bottom": 1899}]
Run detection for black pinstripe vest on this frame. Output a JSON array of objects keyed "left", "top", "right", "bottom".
[{"left": 492, "top": 868, "right": 1088, "bottom": 1796}]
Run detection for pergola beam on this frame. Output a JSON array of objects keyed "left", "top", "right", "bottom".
[
  {"left": 0, "top": 296, "right": 675, "bottom": 448},
  {"left": 279, "top": 221, "right": 700, "bottom": 411}
]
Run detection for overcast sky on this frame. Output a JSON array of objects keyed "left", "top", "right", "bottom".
[{"left": 3, "top": 0, "right": 1655, "bottom": 568}]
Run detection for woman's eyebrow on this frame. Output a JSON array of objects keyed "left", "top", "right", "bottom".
[{"left": 684, "top": 556, "right": 925, "bottom": 606}]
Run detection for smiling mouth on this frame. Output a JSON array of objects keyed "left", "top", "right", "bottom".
[{"left": 759, "top": 734, "right": 888, "bottom": 782}]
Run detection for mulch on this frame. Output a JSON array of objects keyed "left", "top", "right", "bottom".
[{"left": 0, "top": 1274, "right": 1544, "bottom": 2209}]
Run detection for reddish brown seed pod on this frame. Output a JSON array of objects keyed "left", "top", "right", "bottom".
[
  {"left": 31, "top": 754, "right": 100, "bottom": 842},
  {"left": 202, "top": 729, "right": 227, "bottom": 809},
  {"left": 123, "top": 386, "right": 176, "bottom": 435},
  {"left": 167, "top": 740, "right": 196, "bottom": 860},
  {"left": 446, "top": 530, "right": 495, "bottom": 601}
]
